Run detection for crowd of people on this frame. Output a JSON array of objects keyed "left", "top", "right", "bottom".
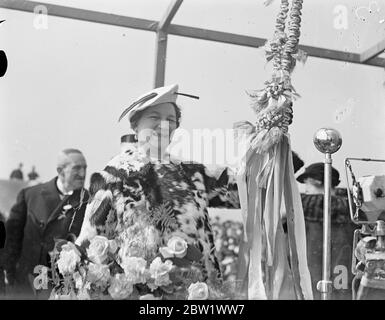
[
  {"left": 9, "top": 163, "right": 40, "bottom": 183},
  {"left": 0, "top": 84, "right": 357, "bottom": 300}
]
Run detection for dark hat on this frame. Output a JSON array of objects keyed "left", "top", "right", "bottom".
[{"left": 296, "top": 162, "right": 340, "bottom": 187}]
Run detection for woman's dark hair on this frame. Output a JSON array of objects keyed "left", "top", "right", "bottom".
[{"left": 130, "top": 103, "right": 182, "bottom": 130}]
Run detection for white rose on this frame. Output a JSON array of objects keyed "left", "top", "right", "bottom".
[
  {"left": 87, "top": 236, "right": 110, "bottom": 264},
  {"left": 61, "top": 242, "right": 80, "bottom": 254},
  {"left": 119, "top": 238, "right": 146, "bottom": 259},
  {"left": 87, "top": 263, "right": 110, "bottom": 288},
  {"left": 149, "top": 257, "right": 173, "bottom": 287},
  {"left": 139, "top": 294, "right": 162, "bottom": 300},
  {"left": 188, "top": 282, "right": 209, "bottom": 300},
  {"left": 73, "top": 271, "right": 83, "bottom": 289},
  {"left": 108, "top": 273, "right": 133, "bottom": 300},
  {"left": 62, "top": 204, "right": 72, "bottom": 211},
  {"left": 144, "top": 226, "right": 161, "bottom": 253},
  {"left": 57, "top": 243, "right": 81, "bottom": 275},
  {"left": 120, "top": 257, "right": 148, "bottom": 284},
  {"left": 52, "top": 293, "right": 76, "bottom": 300},
  {"left": 159, "top": 236, "right": 188, "bottom": 259},
  {"left": 77, "top": 287, "right": 91, "bottom": 300}
]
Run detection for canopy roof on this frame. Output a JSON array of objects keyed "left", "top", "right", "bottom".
[{"left": 1, "top": 0, "right": 384, "bottom": 88}]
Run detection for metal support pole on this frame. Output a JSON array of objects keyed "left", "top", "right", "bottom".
[
  {"left": 1, "top": 1, "right": 385, "bottom": 68},
  {"left": 321, "top": 152, "right": 332, "bottom": 300},
  {"left": 313, "top": 128, "right": 342, "bottom": 300},
  {"left": 153, "top": 0, "right": 183, "bottom": 88},
  {"left": 154, "top": 30, "right": 168, "bottom": 88}
]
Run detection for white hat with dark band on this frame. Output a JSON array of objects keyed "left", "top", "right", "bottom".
[{"left": 118, "top": 84, "right": 199, "bottom": 122}]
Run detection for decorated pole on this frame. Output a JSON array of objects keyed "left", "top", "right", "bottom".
[
  {"left": 235, "top": 0, "right": 312, "bottom": 299},
  {"left": 313, "top": 128, "right": 343, "bottom": 300}
]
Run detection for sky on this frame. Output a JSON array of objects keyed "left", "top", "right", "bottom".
[{"left": 1, "top": 0, "right": 385, "bottom": 189}]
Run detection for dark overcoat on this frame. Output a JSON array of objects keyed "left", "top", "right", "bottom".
[{"left": 3, "top": 177, "right": 89, "bottom": 290}]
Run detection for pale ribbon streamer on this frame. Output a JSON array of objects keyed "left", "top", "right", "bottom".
[{"left": 235, "top": 126, "right": 313, "bottom": 300}]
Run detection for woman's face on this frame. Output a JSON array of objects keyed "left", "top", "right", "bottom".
[{"left": 135, "top": 102, "right": 178, "bottom": 154}]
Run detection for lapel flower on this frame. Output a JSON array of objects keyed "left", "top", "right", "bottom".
[
  {"left": 58, "top": 204, "right": 73, "bottom": 220},
  {"left": 63, "top": 204, "right": 73, "bottom": 211}
]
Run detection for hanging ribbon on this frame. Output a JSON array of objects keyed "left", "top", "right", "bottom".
[{"left": 235, "top": 0, "right": 313, "bottom": 300}]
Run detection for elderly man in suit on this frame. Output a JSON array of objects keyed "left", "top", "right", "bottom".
[{"left": 3, "top": 148, "right": 89, "bottom": 299}]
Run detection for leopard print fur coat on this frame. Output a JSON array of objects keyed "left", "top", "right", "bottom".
[{"left": 76, "top": 144, "right": 239, "bottom": 280}]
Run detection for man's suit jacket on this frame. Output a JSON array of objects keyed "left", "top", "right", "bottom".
[{"left": 3, "top": 177, "right": 89, "bottom": 286}]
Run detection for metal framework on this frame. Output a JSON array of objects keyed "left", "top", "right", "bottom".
[{"left": 1, "top": 0, "right": 384, "bottom": 88}]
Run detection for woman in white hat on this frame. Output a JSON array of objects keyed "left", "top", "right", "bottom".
[{"left": 75, "top": 84, "right": 239, "bottom": 298}]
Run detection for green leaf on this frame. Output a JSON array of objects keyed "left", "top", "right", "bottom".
[
  {"left": 168, "top": 257, "right": 192, "bottom": 268},
  {"left": 160, "top": 284, "right": 174, "bottom": 294},
  {"left": 147, "top": 202, "right": 179, "bottom": 233},
  {"left": 185, "top": 245, "right": 203, "bottom": 262}
]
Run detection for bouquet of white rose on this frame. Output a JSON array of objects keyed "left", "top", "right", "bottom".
[{"left": 43, "top": 232, "right": 239, "bottom": 300}]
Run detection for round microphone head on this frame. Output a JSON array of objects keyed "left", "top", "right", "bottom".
[{"left": 313, "top": 128, "right": 342, "bottom": 154}]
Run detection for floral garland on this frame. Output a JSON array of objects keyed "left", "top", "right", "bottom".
[
  {"left": 242, "top": 0, "right": 306, "bottom": 153},
  {"left": 234, "top": 0, "right": 313, "bottom": 300}
]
